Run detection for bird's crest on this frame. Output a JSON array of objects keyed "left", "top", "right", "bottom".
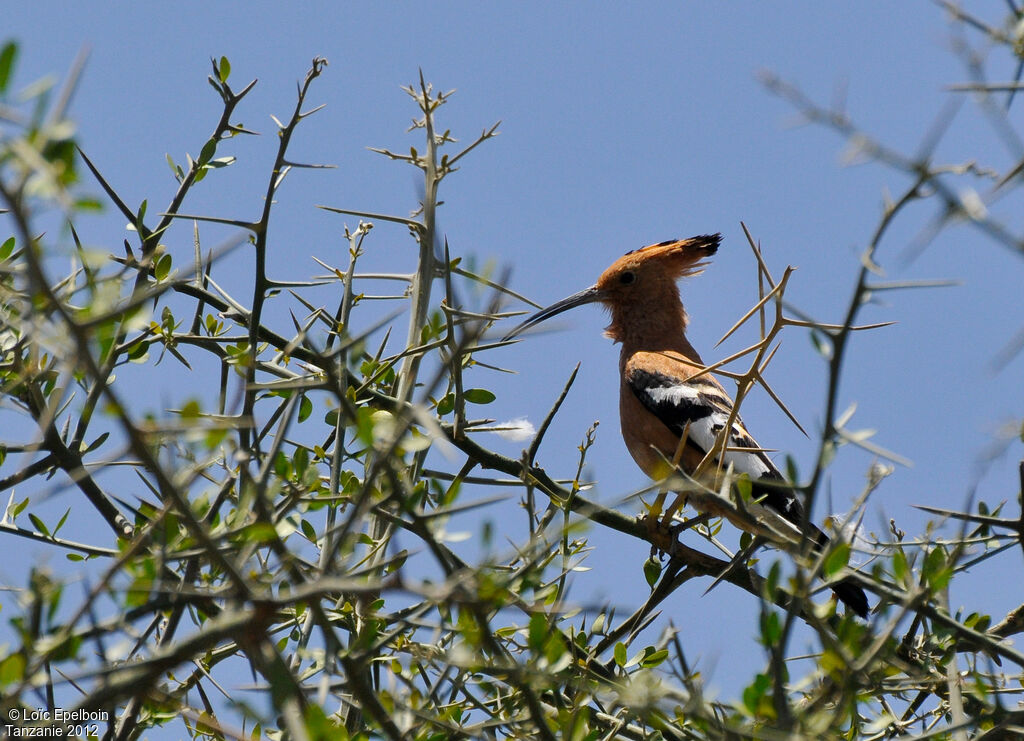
[{"left": 607, "top": 234, "right": 721, "bottom": 281}]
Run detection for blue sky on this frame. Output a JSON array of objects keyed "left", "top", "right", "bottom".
[{"left": 5, "top": 1, "right": 1023, "bottom": 702}]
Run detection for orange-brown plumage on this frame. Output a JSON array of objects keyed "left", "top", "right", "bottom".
[{"left": 507, "top": 234, "right": 869, "bottom": 617}]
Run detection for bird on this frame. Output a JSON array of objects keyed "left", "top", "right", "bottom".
[{"left": 505, "top": 234, "right": 869, "bottom": 618}]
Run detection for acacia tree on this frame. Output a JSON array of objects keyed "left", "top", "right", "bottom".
[{"left": 1, "top": 5, "right": 1023, "bottom": 739}]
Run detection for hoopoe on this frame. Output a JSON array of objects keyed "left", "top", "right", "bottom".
[{"left": 507, "top": 234, "right": 869, "bottom": 617}]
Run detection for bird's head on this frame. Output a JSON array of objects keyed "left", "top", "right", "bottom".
[{"left": 505, "top": 234, "right": 720, "bottom": 342}]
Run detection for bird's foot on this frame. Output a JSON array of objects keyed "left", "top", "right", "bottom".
[
  {"left": 641, "top": 511, "right": 714, "bottom": 560},
  {"left": 638, "top": 511, "right": 688, "bottom": 556},
  {"left": 639, "top": 512, "right": 676, "bottom": 560}
]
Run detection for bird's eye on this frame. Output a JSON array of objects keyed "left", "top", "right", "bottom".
[{"left": 619, "top": 271, "right": 636, "bottom": 285}]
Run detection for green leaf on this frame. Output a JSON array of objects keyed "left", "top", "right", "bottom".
[
  {"left": 10, "top": 496, "right": 29, "bottom": 519},
  {"left": 742, "top": 673, "right": 771, "bottom": 714},
  {"left": 154, "top": 252, "right": 172, "bottom": 281},
  {"left": 125, "top": 578, "right": 151, "bottom": 607},
  {"left": 274, "top": 452, "right": 291, "bottom": 479},
  {"left": 82, "top": 431, "right": 110, "bottom": 454},
  {"left": 198, "top": 138, "right": 217, "bottom": 166},
  {"left": 240, "top": 522, "right": 278, "bottom": 543},
  {"left": 639, "top": 648, "right": 669, "bottom": 668},
  {"left": 892, "top": 548, "right": 909, "bottom": 583},
  {"left": 0, "top": 652, "right": 26, "bottom": 687},
  {"left": 784, "top": 455, "right": 800, "bottom": 484},
  {"left": 764, "top": 561, "right": 781, "bottom": 603},
  {"left": 165, "top": 153, "right": 184, "bottom": 182},
  {"left": 293, "top": 446, "right": 309, "bottom": 478},
  {"left": 0, "top": 237, "right": 15, "bottom": 261},
  {"left": 735, "top": 474, "right": 752, "bottom": 501},
  {"left": 127, "top": 341, "right": 150, "bottom": 363},
  {"left": 463, "top": 388, "right": 496, "bottom": 405},
  {"left": 53, "top": 507, "right": 70, "bottom": 537},
  {"left": 760, "top": 611, "right": 782, "bottom": 645},
  {"left": 924, "top": 546, "right": 951, "bottom": 591},
  {"left": 29, "top": 513, "right": 49, "bottom": 536},
  {"left": 436, "top": 393, "right": 454, "bottom": 415},
  {"left": 543, "top": 632, "right": 566, "bottom": 664},
  {"left": 73, "top": 197, "right": 104, "bottom": 212},
  {"left": 613, "top": 642, "right": 627, "bottom": 667},
  {"left": 527, "top": 613, "right": 546, "bottom": 651},
  {"left": 298, "top": 395, "right": 313, "bottom": 423},
  {"left": 823, "top": 542, "right": 851, "bottom": 579},
  {"left": 0, "top": 42, "right": 18, "bottom": 95},
  {"left": 642, "top": 556, "right": 661, "bottom": 588},
  {"left": 218, "top": 55, "right": 231, "bottom": 82}
]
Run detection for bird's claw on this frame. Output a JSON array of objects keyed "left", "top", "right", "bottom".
[{"left": 640, "top": 513, "right": 680, "bottom": 560}]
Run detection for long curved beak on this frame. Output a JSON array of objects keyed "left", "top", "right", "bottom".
[{"left": 503, "top": 285, "right": 604, "bottom": 341}]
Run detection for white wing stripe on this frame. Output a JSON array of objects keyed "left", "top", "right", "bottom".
[{"left": 645, "top": 384, "right": 774, "bottom": 478}]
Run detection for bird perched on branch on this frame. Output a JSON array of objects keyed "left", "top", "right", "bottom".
[{"left": 506, "top": 234, "right": 868, "bottom": 618}]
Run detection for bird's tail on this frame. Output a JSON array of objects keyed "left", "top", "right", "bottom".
[
  {"left": 830, "top": 578, "right": 869, "bottom": 618},
  {"left": 750, "top": 479, "right": 870, "bottom": 617},
  {"left": 795, "top": 515, "right": 870, "bottom": 617}
]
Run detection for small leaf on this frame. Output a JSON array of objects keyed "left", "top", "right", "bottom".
[
  {"left": 298, "top": 395, "right": 313, "bottom": 423},
  {"left": 241, "top": 522, "right": 278, "bottom": 543},
  {"left": 82, "top": 432, "right": 109, "bottom": 455},
  {"left": 735, "top": 474, "right": 752, "bottom": 502},
  {"left": 0, "top": 652, "right": 26, "bottom": 687},
  {"left": 924, "top": 546, "right": 951, "bottom": 591},
  {"left": 436, "top": 393, "right": 455, "bottom": 415},
  {"left": 892, "top": 548, "right": 909, "bottom": 583},
  {"left": 154, "top": 252, "right": 172, "bottom": 281},
  {"left": 218, "top": 56, "right": 231, "bottom": 82},
  {"left": 764, "top": 561, "right": 781, "bottom": 603},
  {"left": 823, "top": 542, "right": 851, "bottom": 579},
  {"left": 784, "top": 455, "right": 800, "bottom": 484},
  {"left": 198, "top": 138, "right": 217, "bottom": 167},
  {"left": 613, "top": 642, "right": 628, "bottom": 667},
  {"left": 0, "top": 237, "right": 15, "bottom": 261},
  {"left": 293, "top": 447, "right": 309, "bottom": 478},
  {"left": 760, "top": 611, "right": 782, "bottom": 645},
  {"left": 10, "top": 496, "right": 29, "bottom": 519},
  {"left": 0, "top": 42, "right": 18, "bottom": 95},
  {"left": 127, "top": 341, "right": 150, "bottom": 363},
  {"left": 639, "top": 648, "right": 669, "bottom": 668},
  {"left": 464, "top": 388, "right": 496, "bottom": 405},
  {"left": 742, "top": 673, "right": 771, "bottom": 714},
  {"left": 642, "top": 556, "right": 661, "bottom": 588},
  {"left": 29, "top": 513, "right": 49, "bottom": 536},
  {"left": 53, "top": 507, "right": 70, "bottom": 536},
  {"left": 528, "top": 613, "right": 547, "bottom": 651}
]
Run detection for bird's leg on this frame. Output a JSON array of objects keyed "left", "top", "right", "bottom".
[
  {"left": 661, "top": 490, "right": 689, "bottom": 526},
  {"left": 642, "top": 489, "right": 676, "bottom": 558},
  {"left": 642, "top": 424, "right": 695, "bottom": 558},
  {"left": 643, "top": 493, "right": 713, "bottom": 559}
]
